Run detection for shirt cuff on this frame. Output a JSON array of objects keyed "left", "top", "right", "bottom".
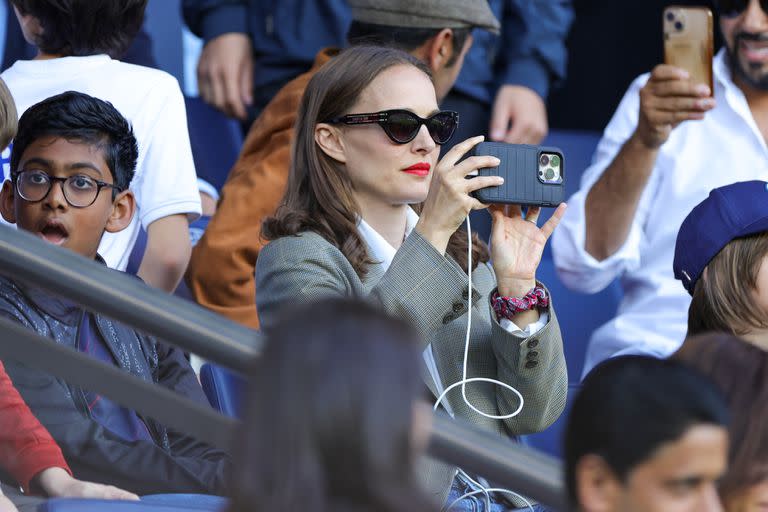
[
  {"left": 500, "top": 311, "right": 549, "bottom": 338},
  {"left": 500, "top": 56, "right": 551, "bottom": 100},
  {"left": 199, "top": 4, "right": 249, "bottom": 42},
  {"left": 197, "top": 178, "right": 220, "bottom": 202}
]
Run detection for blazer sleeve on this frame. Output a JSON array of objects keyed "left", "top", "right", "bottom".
[
  {"left": 0, "top": 361, "right": 71, "bottom": 494},
  {"left": 256, "top": 230, "right": 474, "bottom": 345},
  {"left": 487, "top": 297, "right": 567, "bottom": 434}
]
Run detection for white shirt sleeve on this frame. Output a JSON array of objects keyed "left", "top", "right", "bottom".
[
  {"left": 501, "top": 311, "right": 550, "bottom": 338},
  {"left": 552, "top": 73, "right": 659, "bottom": 293},
  {"left": 131, "top": 76, "right": 202, "bottom": 228}
]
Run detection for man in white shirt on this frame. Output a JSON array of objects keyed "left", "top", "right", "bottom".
[
  {"left": 553, "top": 0, "right": 768, "bottom": 374},
  {"left": 2, "top": 0, "right": 201, "bottom": 293}
]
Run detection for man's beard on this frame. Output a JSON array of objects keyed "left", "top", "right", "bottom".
[{"left": 728, "top": 31, "right": 768, "bottom": 91}]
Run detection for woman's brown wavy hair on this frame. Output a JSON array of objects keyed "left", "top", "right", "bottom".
[{"left": 262, "top": 45, "right": 489, "bottom": 278}]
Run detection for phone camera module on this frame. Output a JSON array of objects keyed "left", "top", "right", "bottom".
[{"left": 539, "top": 154, "right": 550, "bottom": 166}]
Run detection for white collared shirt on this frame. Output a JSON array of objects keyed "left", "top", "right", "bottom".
[
  {"left": 552, "top": 49, "right": 768, "bottom": 376},
  {"left": 357, "top": 208, "right": 547, "bottom": 398}
]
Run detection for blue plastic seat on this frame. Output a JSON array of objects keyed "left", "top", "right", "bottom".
[
  {"left": 36, "top": 498, "right": 207, "bottom": 511},
  {"left": 199, "top": 363, "right": 246, "bottom": 418}
]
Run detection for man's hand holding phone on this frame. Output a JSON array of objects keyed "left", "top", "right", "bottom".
[{"left": 634, "top": 65, "right": 716, "bottom": 150}]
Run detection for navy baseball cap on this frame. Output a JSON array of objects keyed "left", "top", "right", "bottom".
[{"left": 674, "top": 181, "right": 768, "bottom": 295}]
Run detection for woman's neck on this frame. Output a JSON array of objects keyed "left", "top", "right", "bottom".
[
  {"left": 359, "top": 201, "right": 409, "bottom": 250},
  {"left": 740, "top": 329, "right": 768, "bottom": 352}
]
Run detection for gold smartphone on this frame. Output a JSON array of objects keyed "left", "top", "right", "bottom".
[{"left": 663, "top": 6, "right": 714, "bottom": 95}]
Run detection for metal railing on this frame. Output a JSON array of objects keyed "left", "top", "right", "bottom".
[{"left": 0, "top": 224, "right": 567, "bottom": 510}]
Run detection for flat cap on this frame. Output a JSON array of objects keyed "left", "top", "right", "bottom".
[{"left": 348, "top": 0, "right": 500, "bottom": 34}]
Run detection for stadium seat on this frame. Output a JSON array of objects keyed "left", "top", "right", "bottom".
[
  {"left": 184, "top": 96, "right": 244, "bottom": 193},
  {"left": 520, "top": 384, "right": 580, "bottom": 459},
  {"left": 140, "top": 494, "right": 227, "bottom": 510},
  {"left": 36, "top": 498, "right": 210, "bottom": 511},
  {"left": 537, "top": 256, "right": 622, "bottom": 383},
  {"left": 199, "top": 363, "right": 246, "bottom": 418}
]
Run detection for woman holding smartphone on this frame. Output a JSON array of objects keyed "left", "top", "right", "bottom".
[{"left": 255, "top": 45, "right": 567, "bottom": 509}]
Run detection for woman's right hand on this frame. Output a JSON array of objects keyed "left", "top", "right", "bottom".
[{"left": 415, "top": 136, "right": 503, "bottom": 254}]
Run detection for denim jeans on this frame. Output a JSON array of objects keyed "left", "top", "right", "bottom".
[{"left": 444, "top": 471, "right": 550, "bottom": 512}]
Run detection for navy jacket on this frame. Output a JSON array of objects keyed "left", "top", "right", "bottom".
[
  {"left": 0, "top": 274, "right": 230, "bottom": 495},
  {"left": 454, "top": 0, "right": 574, "bottom": 104},
  {"left": 182, "top": 0, "right": 350, "bottom": 92},
  {"left": 182, "top": 0, "right": 572, "bottom": 105}
]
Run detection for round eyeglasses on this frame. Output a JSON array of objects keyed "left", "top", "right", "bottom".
[{"left": 14, "top": 170, "right": 121, "bottom": 208}]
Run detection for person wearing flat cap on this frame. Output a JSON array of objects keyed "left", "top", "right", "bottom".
[{"left": 674, "top": 180, "right": 768, "bottom": 351}]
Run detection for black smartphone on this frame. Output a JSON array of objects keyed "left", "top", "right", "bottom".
[{"left": 469, "top": 142, "right": 565, "bottom": 207}]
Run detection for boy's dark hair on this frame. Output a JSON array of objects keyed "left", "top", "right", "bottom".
[
  {"left": 11, "top": 91, "right": 138, "bottom": 192},
  {"left": 10, "top": 0, "right": 147, "bottom": 58},
  {"left": 564, "top": 355, "right": 729, "bottom": 508},
  {"left": 347, "top": 22, "right": 470, "bottom": 67}
]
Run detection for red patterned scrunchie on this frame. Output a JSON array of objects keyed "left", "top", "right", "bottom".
[{"left": 491, "top": 286, "right": 549, "bottom": 321}]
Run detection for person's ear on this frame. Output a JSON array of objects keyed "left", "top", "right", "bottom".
[
  {"left": 315, "top": 123, "right": 346, "bottom": 164},
  {"left": 105, "top": 190, "right": 136, "bottom": 234},
  {"left": 424, "top": 28, "right": 455, "bottom": 73},
  {"left": 575, "top": 455, "right": 623, "bottom": 512},
  {"left": 0, "top": 180, "right": 17, "bottom": 224}
]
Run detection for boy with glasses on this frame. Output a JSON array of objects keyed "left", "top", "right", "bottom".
[
  {"left": 553, "top": 0, "right": 768, "bottom": 374},
  {"left": 0, "top": 91, "right": 229, "bottom": 495}
]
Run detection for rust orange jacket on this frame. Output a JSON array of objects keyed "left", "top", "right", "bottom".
[{"left": 187, "top": 49, "right": 337, "bottom": 329}]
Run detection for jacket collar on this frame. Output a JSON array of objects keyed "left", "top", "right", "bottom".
[{"left": 16, "top": 254, "right": 109, "bottom": 324}]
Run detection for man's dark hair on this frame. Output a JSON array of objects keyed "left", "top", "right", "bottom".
[
  {"left": 564, "top": 355, "right": 729, "bottom": 508},
  {"left": 11, "top": 91, "right": 138, "bottom": 192},
  {"left": 347, "top": 22, "right": 470, "bottom": 67},
  {"left": 10, "top": 0, "right": 147, "bottom": 58}
]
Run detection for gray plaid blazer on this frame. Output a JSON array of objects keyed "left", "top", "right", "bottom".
[{"left": 256, "top": 229, "right": 567, "bottom": 505}]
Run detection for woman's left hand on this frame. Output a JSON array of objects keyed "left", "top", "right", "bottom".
[{"left": 489, "top": 203, "right": 567, "bottom": 297}]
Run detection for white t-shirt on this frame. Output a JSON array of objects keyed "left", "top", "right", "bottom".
[{"left": 1, "top": 55, "right": 202, "bottom": 271}]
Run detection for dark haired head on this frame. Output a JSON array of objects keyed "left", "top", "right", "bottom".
[
  {"left": 347, "top": 22, "right": 470, "bottom": 67},
  {"left": 672, "top": 333, "right": 768, "bottom": 507},
  {"left": 11, "top": 91, "right": 137, "bottom": 192},
  {"left": 228, "top": 298, "right": 435, "bottom": 512},
  {"left": 564, "top": 355, "right": 729, "bottom": 508},
  {"left": 11, "top": 0, "right": 147, "bottom": 58}
]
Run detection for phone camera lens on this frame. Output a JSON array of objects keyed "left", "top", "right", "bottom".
[
  {"left": 675, "top": 21, "right": 684, "bottom": 31},
  {"left": 545, "top": 168, "right": 556, "bottom": 180},
  {"left": 666, "top": 11, "right": 675, "bottom": 21},
  {"left": 539, "top": 154, "right": 550, "bottom": 166},
  {"left": 550, "top": 155, "right": 560, "bottom": 167}
]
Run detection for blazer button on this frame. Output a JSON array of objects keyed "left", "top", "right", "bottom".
[
  {"left": 527, "top": 339, "right": 539, "bottom": 349},
  {"left": 525, "top": 360, "right": 538, "bottom": 369},
  {"left": 527, "top": 351, "right": 539, "bottom": 360},
  {"left": 443, "top": 313, "right": 454, "bottom": 324},
  {"left": 462, "top": 288, "right": 470, "bottom": 300},
  {"left": 452, "top": 302, "right": 465, "bottom": 313}
]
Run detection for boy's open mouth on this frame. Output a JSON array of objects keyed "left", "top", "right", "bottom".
[{"left": 37, "top": 219, "right": 69, "bottom": 246}]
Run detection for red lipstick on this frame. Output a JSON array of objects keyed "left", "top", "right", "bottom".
[{"left": 402, "top": 162, "right": 431, "bottom": 177}]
